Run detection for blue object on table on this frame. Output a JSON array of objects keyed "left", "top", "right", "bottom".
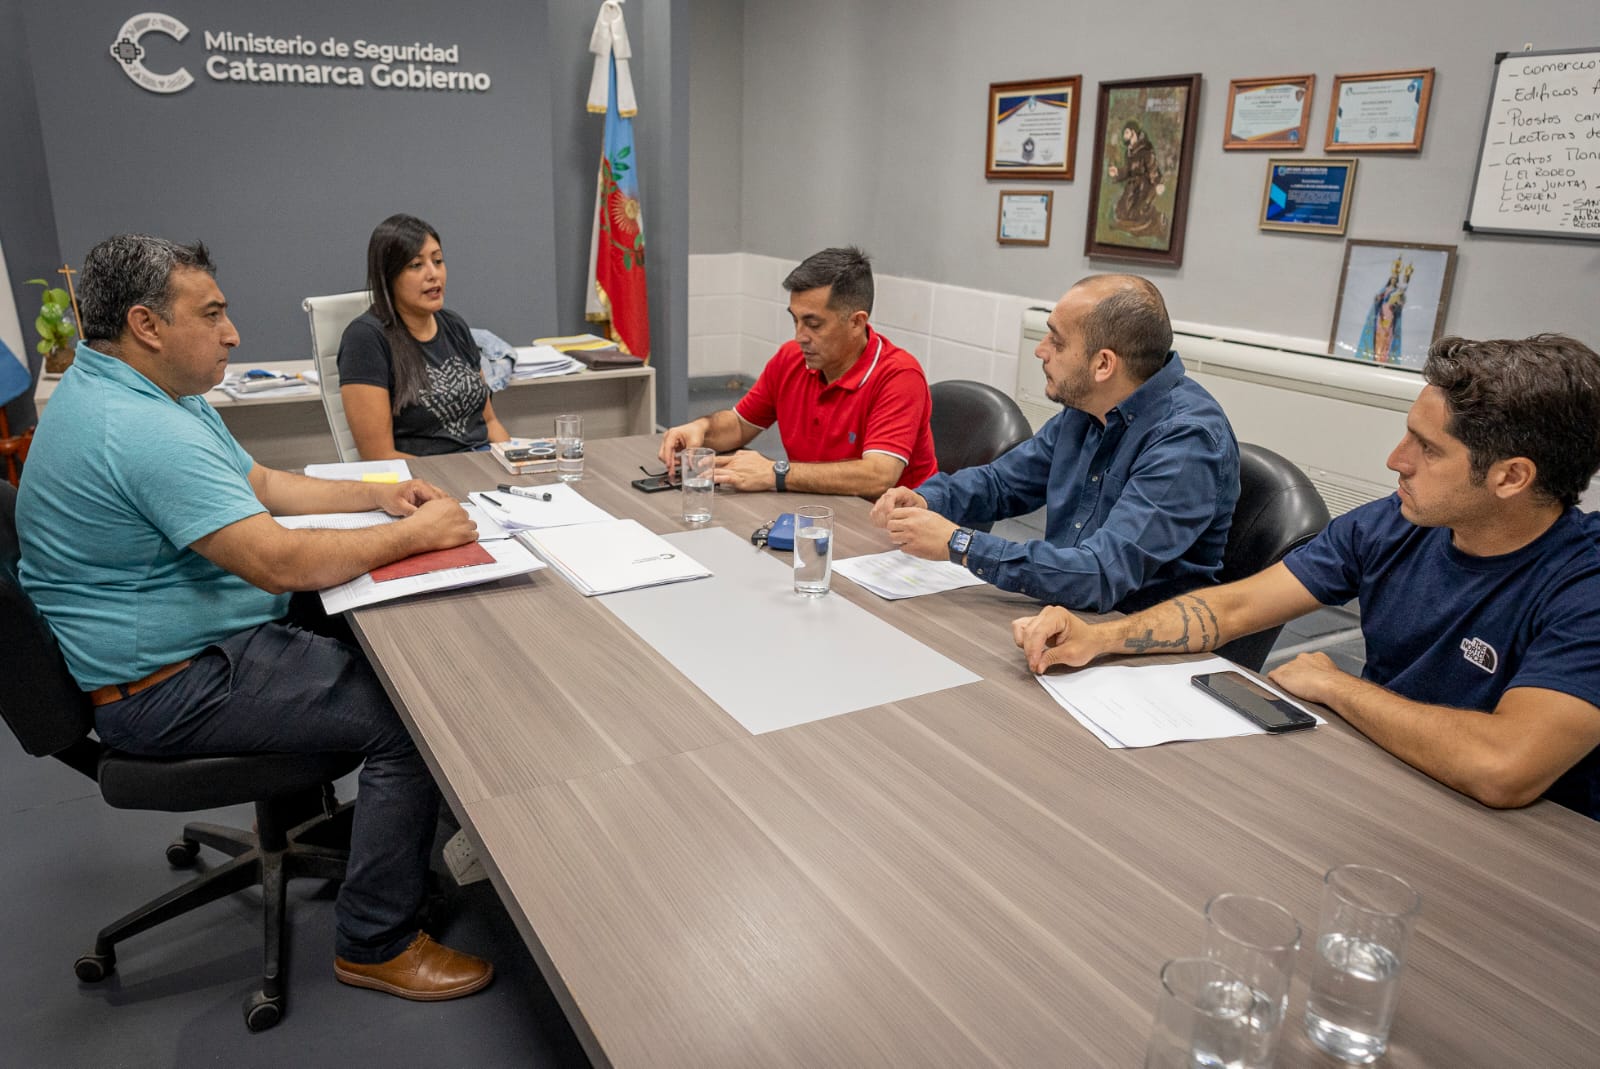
[{"left": 766, "top": 512, "right": 795, "bottom": 551}]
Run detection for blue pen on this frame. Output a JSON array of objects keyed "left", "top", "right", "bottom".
[{"left": 498, "top": 484, "right": 553, "bottom": 502}]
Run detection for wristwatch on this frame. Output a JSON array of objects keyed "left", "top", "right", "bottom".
[
  {"left": 948, "top": 527, "right": 974, "bottom": 565},
  {"left": 773, "top": 459, "right": 790, "bottom": 492}
]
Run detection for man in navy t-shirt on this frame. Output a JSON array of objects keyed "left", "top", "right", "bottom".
[{"left": 1012, "top": 333, "right": 1600, "bottom": 820}]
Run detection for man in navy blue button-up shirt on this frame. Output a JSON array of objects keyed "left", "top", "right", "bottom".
[{"left": 872, "top": 274, "right": 1239, "bottom": 612}]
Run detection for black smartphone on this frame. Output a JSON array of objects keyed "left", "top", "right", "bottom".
[
  {"left": 631, "top": 473, "right": 678, "bottom": 493},
  {"left": 1191, "top": 670, "right": 1317, "bottom": 733},
  {"left": 504, "top": 442, "right": 556, "bottom": 462}
]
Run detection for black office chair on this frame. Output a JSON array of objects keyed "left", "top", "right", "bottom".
[
  {"left": 0, "top": 482, "right": 357, "bottom": 1032},
  {"left": 1213, "top": 443, "right": 1332, "bottom": 672},
  {"left": 929, "top": 381, "right": 1036, "bottom": 533}
]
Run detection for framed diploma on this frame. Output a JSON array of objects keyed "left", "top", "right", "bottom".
[
  {"left": 1084, "top": 72, "right": 1203, "bottom": 267},
  {"left": 986, "top": 76, "right": 1082, "bottom": 180},
  {"left": 1224, "top": 75, "right": 1314, "bottom": 149},
  {"left": 1326, "top": 69, "right": 1435, "bottom": 152},
  {"left": 1329, "top": 239, "right": 1457, "bottom": 370},
  {"left": 1260, "top": 159, "right": 1357, "bottom": 234},
  {"left": 996, "top": 190, "right": 1053, "bottom": 245}
]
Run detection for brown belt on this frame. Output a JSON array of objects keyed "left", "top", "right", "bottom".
[{"left": 87, "top": 659, "right": 194, "bottom": 707}]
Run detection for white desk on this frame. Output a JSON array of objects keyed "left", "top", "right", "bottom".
[{"left": 34, "top": 360, "right": 656, "bottom": 470}]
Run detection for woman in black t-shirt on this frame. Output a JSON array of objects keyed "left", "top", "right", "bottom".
[{"left": 337, "top": 214, "right": 510, "bottom": 457}]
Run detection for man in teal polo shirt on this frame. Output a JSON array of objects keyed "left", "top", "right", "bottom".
[{"left": 17, "top": 233, "right": 493, "bottom": 1001}]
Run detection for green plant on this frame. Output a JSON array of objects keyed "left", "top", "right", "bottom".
[{"left": 25, "top": 278, "right": 76, "bottom": 354}]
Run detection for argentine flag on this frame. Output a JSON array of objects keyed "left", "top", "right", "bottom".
[{"left": 0, "top": 236, "right": 32, "bottom": 407}]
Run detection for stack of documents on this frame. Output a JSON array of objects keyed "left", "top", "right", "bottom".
[
  {"left": 510, "top": 345, "right": 584, "bottom": 380},
  {"left": 218, "top": 371, "right": 314, "bottom": 399},
  {"left": 303, "top": 459, "right": 413, "bottom": 483},
  {"left": 518, "top": 519, "right": 710, "bottom": 595},
  {"left": 468, "top": 484, "right": 614, "bottom": 530},
  {"left": 833, "top": 550, "right": 989, "bottom": 600},
  {"left": 1036, "top": 655, "right": 1322, "bottom": 749}
]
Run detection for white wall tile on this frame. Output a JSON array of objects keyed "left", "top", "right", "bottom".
[
  {"left": 994, "top": 294, "right": 1049, "bottom": 356},
  {"left": 925, "top": 337, "right": 994, "bottom": 385},
  {"left": 741, "top": 254, "right": 795, "bottom": 299},
  {"left": 991, "top": 353, "right": 1021, "bottom": 395},
  {"left": 741, "top": 296, "right": 786, "bottom": 344},
  {"left": 884, "top": 331, "right": 932, "bottom": 369},
  {"left": 931, "top": 285, "right": 999, "bottom": 349},
  {"left": 689, "top": 295, "right": 741, "bottom": 338},
  {"left": 740, "top": 334, "right": 777, "bottom": 379},
  {"left": 874, "top": 274, "right": 934, "bottom": 335},
  {"left": 688, "top": 253, "right": 741, "bottom": 297},
  {"left": 696, "top": 333, "right": 741, "bottom": 376}
]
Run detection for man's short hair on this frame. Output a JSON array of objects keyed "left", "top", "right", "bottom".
[
  {"left": 79, "top": 234, "right": 217, "bottom": 343},
  {"left": 1425, "top": 334, "right": 1600, "bottom": 508},
  {"left": 1076, "top": 274, "right": 1173, "bottom": 381},
  {"left": 782, "top": 247, "right": 874, "bottom": 317}
]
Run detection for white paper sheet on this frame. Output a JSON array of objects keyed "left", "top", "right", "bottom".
[
  {"left": 833, "top": 550, "right": 989, "bottom": 600},
  {"left": 468, "top": 484, "right": 613, "bottom": 530},
  {"left": 302, "top": 459, "right": 414, "bottom": 482},
  {"left": 318, "top": 538, "right": 545, "bottom": 614},
  {"left": 1036, "top": 655, "right": 1323, "bottom": 748},
  {"left": 518, "top": 519, "right": 710, "bottom": 595},
  {"left": 275, "top": 510, "right": 396, "bottom": 531}
]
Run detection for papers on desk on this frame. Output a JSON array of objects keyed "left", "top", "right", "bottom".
[
  {"left": 833, "top": 550, "right": 989, "bottom": 600},
  {"left": 510, "top": 345, "right": 584, "bottom": 380},
  {"left": 1036, "top": 655, "right": 1322, "bottom": 749},
  {"left": 319, "top": 538, "right": 545, "bottom": 614},
  {"left": 468, "top": 484, "right": 614, "bottom": 530},
  {"left": 218, "top": 371, "right": 313, "bottom": 399},
  {"left": 518, "top": 519, "right": 710, "bottom": 596},
  {"left": 303, "top": 459, "right": 414, "bottom": 483},
  {"left": 280, "top": 505, "right": 513, "bottom": 544}
]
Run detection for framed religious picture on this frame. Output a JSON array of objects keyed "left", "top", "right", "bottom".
[
  {"left": 1084, "top": 73, "right": 1203, "bottom": 267},
  {"left": 996, "top": 190, "right": 1053, "bottom": 245},
  {"left": 1259, "top": 158, "right": 1357, "bottom": 234},
  {"left": 986, "top": 76, "right": 1082, "bottom": 180},
  {"left": 1328, "top": 239, "right": 1458, "bottom": 370},
  {"left": 1325, "top": 69, "right": 1435, "bottom": 152},
  {"left": 1223, "top": 74, "right": 1315, "bottom": 149}
]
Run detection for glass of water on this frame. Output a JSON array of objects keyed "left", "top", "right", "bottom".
[
  {"left": 678, "top": 447, "right": 715, "bottom": 526},
  {"left": 793, "top": 505, "right": 833, "bottom": 596},
  {"left": 555, "top": 413, "right": 583, "bottom": 482},
  {"left": 1204, "top": 893, "right": 1301, "bottom": 1068},
  {"left": 1144, "top": 956, "right": 1253, "bottom": 1069},
  {"left": 1304, "top": 864, "right": 1422, "bottom": 1065}
]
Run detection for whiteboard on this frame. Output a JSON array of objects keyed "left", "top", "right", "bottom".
[{"left": 1464, "top": 47, "right": 1600, "bottom": 240}]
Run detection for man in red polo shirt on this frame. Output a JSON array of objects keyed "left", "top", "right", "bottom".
[{"left": 658, "top": 247, "right": 936, "bottom": 497}]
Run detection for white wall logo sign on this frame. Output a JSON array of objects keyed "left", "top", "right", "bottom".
[
  {"left": 109, "top": 12, "right": 492, "bottom": 95},
  {"left": 111, "top": 12, "right": 195, "bottom": 94}
]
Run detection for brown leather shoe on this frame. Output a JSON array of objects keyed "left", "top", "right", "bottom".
[{"left": 334, "top": 932, "right": 494, "bottom": 1001}]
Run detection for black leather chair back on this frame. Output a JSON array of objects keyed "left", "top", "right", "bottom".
[
  {"left": 1214, "top": 443, "right": 1332, "bottom": 671},
  {"left": 0, "top": 482, "right": 97, "bottom": 759},
  {"left": 929, "top": 380, "right": 1035, "bottom": 475}
]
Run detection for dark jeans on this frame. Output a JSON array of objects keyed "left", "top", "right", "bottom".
[{"left": 93, "top": 609, "right": 438, "bottom": 964}]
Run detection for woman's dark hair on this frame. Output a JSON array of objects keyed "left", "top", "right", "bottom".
[{"left": 365, "top": 213, "right": 441, "bottom": 413}]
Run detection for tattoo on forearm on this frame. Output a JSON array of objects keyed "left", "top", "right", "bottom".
[{"left": 1122, "top": 595, "right": 1222, "bottom": 653}]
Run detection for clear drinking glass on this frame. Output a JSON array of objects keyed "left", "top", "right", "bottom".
[
  {"left": 792, "top": 505, "right": 833, "bottom": 596},
  {"left": 555, "top": 413, "right": 583, "bottom": 482},
  {"left": 1303, "top": 864, "right": 1422, "bottom": 1065},
  {"left": 1204, "top": 893, "right": 1302, "bottom": 1068},
  {"left": 1145, "top": 956, "right": 1254, "bottom": 1069},
  {"left": 678, "top": 447, "right": 715, "bottom": 525}
]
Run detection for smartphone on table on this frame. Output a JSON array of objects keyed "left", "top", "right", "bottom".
[{"left": 1191, "top": 670, "right": 1317, "bottom": 733}]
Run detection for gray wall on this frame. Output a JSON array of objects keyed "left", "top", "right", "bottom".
[
  {"left": 726, "top": 0, "right": 1600, "bottom": 343},
  {"left": 688, "top": 0, "right": 744, "bottom": 254}
]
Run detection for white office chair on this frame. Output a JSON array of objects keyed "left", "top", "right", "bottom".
[{"left": 302, "top": 291, "right": 372, "bottom": 462}]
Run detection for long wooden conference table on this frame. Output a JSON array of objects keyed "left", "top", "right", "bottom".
[{"left": 348, "top": 435, "right": 1600, "bottom": 1068}]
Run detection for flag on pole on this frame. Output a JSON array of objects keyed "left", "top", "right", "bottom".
[
  {"left": 584, "top": 0, "right": 650, "bottom": 360},
  {"left": 0, "top": 236, "right": 31, "bottom": 407}
]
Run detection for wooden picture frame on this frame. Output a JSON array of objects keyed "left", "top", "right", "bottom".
[
  {"left": 996, "top": 190, "right": 1053, "bottom": 246},
  {"left": 1223, "top": 74, "right": 1315, "bottom": 149},
  {"left": 1325, "top": 68, "right": 1435, "bottom": 152},
  {"left": 1328, "top": 239, "right": 1458, "bottom": 370},
  {"left": 986, "top": 76, "right": 1082, "bottom": 180},
  {"left": 1259, "top": 158, "right": 1357, "bottom": 235},
  {"left": 1084, "top": 73, "right": 1202, "bottom": 267}
]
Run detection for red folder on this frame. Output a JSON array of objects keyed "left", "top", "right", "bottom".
[{"left": 370, "top": 542, "right": 494, "bottom": 582}]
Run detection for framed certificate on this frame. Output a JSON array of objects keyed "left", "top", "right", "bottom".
[
  {"left": 1224, "top": 75, "right": 1314, "bottom": 149},
  {"left": 1326, "top": 69, "right": 1435, "bottom": 152},
  {"left": 986, "top": 76, "right": 1082, "bottom": 180},
  {"left": 1259, "top": 159, "right": 1357, "bottom": 234},
  {"left": 996, "top": 190, "right": 1053, "bottom": 245},
  {"left": 1084, "top": 72, "right": 1203, "bottom": 267}
]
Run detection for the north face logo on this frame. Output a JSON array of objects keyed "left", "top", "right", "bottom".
[{"left": 1460, "top": 636, "right": 1498, "bottom": 674}]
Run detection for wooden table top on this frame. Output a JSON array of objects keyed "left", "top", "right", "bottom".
[{"left": 350, "top": 436, "right": 1600, "bottom": 1068}]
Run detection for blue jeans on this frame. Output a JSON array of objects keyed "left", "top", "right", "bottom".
[{"left": 93, "top": 616, "right": 438, "bottom": 964}]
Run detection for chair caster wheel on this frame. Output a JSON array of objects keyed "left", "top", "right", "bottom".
[
  {"left": 243, "top": 991, "right": 283, "bottom": 1032},
  {"left": 166, "top": 837, "right": 201, "bottom": 868},
  {"left": 75, "top": 952, "right": 115, "bottom": 983}
]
